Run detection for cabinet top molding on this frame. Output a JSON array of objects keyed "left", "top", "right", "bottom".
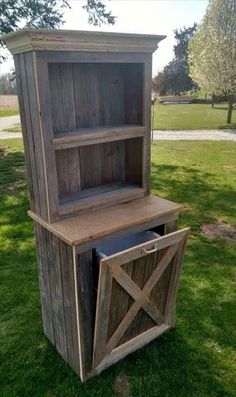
[{"left": 2, "top": 28, "right": 166, "bottom": 55}]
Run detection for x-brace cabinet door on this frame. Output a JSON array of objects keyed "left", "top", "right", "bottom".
[{"left": 93, "top": 228, "right": 189, "bottom": 374}]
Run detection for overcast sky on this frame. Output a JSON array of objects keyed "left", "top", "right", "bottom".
[{"left": 0, "top": 0, "right": 209, "bottom": 76}]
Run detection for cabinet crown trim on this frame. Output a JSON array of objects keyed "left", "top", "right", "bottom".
[{"left": 2, "top": 28, "right": 166, "bottom": 55}]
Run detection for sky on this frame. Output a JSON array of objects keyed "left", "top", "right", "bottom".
[{"left": 0, "top": 0, "right": 209, "bottom": 76}]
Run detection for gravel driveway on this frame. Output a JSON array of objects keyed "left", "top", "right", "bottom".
[
  {"left": 153, "top": 129, "right": 236, "bottom": 141},
  {"left": 0, "top": 115, "right": 20, "bottom": 130},
  {"left": 0, "top": 118, "right": 236, "bottom": 141}
]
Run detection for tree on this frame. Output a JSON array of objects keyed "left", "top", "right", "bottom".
[
  {"left": 189, "top": 0, "right": 236, "bottom": 123},
  {"left": 153, "top": 24, "right": 197, "bottom": 96},
  {"left": 0, "top": 0, "right": 115, "bottom": 62},
  {"left": 0, "top": 72, "right": 17, "bottom": 94}
]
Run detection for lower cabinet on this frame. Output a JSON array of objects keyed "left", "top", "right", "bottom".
[{"left": 35, "top": 222, "right": 189, "bottom": 382}]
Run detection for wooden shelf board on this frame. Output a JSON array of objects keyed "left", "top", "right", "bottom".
[
  {"left": 53, "top": 125, "right": 146, "bottom": 150},
  {"left": 59, "top": 184, "right": 145, "bottom": 216},
  {"left": 28, "top": 195, "right": 183, "bottom": 246},
  {"left": 59, "top": 182, "right": 140, "bottom": 204}
]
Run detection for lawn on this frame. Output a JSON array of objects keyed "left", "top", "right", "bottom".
[
  {"left": 153, "top": 103, "right": 236, "bottom": 130},
  {"left": 0, "top": 139, "right": 235, "bottom": 397},
  {"left": 0, "top": 108, "right": 19, "bottom": 117}
]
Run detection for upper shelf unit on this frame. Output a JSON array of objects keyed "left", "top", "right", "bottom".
[
  {"left": 2, "top": 28, "right": 165, "bottom": 222},
  {"left": 48, "top": 63, "right": 144, "bottom": 136}
]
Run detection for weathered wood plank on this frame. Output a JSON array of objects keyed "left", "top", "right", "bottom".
[
  {"left": 24, "top": 52, "right": 49, "bottom": 219},
  {"left": 73, "top": 63, "right": 100, "bottom": 128},
  {"left": 164, "top": 233, "right": 189, "bottom": 327},
  {"left": 16, "top": 53, "right": 41, "bottom": 215},
  {"left": 142, "top": 55, "right": 152, "bottom": 194},
  {"left": 102, "top": 228, "right": 189, "bottom": 267},
  {"left": 75, "top": 251, "right": 96, "bottom": 379},
  {"left": 93, "top": 228, "right": 189, "bottom": 373},
  {"left": 34, "top": 52, "right": 60, "bottom": 222},
  {"left": 125, "top": 137, "right": 143, "bottom": 185},
  {"left": 28, "top": 196, "right": 182, "bottom": 246},
  {"left": 123, "top": 64, "right": 143, "bottom": 125},
  {"left": 53, "top": 125, "right": 146, "bottom": 150},
  {"left": 4, "top": 30, "right": 165, "bottom": 55},
  {"left": 59, "top": 239, "right": 80, "bottom": 373},
  {"left": 34, "top": 222, "right": 54, "bottom": 343},
  {"left": 96, "top": 324, "right": 170, "bottom": 375},
  {"left": 49, "top": 232, "right": 68, "bottom": 361}
]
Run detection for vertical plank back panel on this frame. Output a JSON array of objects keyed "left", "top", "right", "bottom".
[
  {"left": 73, "top": 64, "right": 100, "bottom": 128},
  {"left": 79, "top": 144, "right": 102, "bottom": 189},
  {"left": 123, "top": 64, "right": 143, "bottom": 125},
  {"left": 48, "top": 63, "right": 77, "bottom": 133},
  {"left": 98, "top": 64, "right": 124, "bottom": 126},
  {"left": 125, "top": 138, "right": 143, "bottom": 184},
  {"left": 56, "top": 148, "right": 81, "bottom": 195},
  {"left": 101, "top": 141, "right": 125, "bottom": 185}
]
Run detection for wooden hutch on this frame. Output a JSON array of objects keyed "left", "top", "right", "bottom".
[{"left": 3, "top": 29, "right": 189, "bottom": 381}]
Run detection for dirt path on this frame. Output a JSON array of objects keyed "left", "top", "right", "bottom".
[{"left": 0, "top": 115, "right": 20, "bottom": 130}]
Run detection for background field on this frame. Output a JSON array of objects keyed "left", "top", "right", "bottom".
[
  {"left": 0, "top": 95, "right": 19, "bottom": 117},
  {"left": 153, "top": 103, "right": 236, "bottom": 130},
  {"left": 0, "top": 138, "right": 235, "bottom": 397}
]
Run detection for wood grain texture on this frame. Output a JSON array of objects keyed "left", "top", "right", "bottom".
[
  {"left": 14, "top": 54, "right": 36, "bottom": 212},
  {"left": 142, "top": 55, "right": 152, "bottom": 193},
  {"left": 34, "top": 224, "right": 80, "bottom": 374},
  {"left": 34, "top": 52, "right": 60, "bottom": 222},
  {"left": 14, "top": 53, "right": 46, "bottom": 217},
  {"left": 28, "top": 195, "right": 183, "bottom": 246},
  {"left": 75, "top": 251, "right": 95, "bottom": 380},
  {"left": 53, "top": 125, "right": 146, "bottom": 150},
  {"left": 93, "top": 228, "right": 189, "bottom": 373},
  {"left": 3, "top": 28, "right": 165, "bottom": 55},
  {"left": 48, "top": 62, "right": 144, "bottom": 135},
  {"left": 34, "top": 222, "right": 54, "bottom": 343}
]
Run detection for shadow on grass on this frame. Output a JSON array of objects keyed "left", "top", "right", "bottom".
[
  {"left": 151, "top": 163, "right": 236, "bottom": 230},
  {"left": 218, "top": 124, "right": 236, "bottom": 130}
]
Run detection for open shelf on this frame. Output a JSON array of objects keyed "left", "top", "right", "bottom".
[
  {"left": 59, "top": 184, "right": 145, "bottom": 216},
  {"left": 48, "top": 62, "right": 144, "bottom": 135},
  {"left": 53, "top": 125, "right": 146, "bottom": 150}
]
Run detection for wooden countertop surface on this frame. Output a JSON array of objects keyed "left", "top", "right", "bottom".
[{"left": 29, "top": 195, "right": 182, "bottom": 246}]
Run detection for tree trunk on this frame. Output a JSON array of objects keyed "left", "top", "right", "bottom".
[
  {"left": 211, "top": 92, "right": 215, "bottom": 108},
  {"left": 227, "top": 94, "right": 234, "bottom": 124}
]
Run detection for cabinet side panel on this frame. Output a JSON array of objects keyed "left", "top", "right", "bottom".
[
  {"left": 142, "top": 55, "right": 152, "bottom": 194},
  {"left": 34, "top": 223, "right": 80, "bottom": 375},
  {"left": 24, "top": 52, "right": 49, "bottom": 218},
  {"left": 34, "top": 222, "right": 55, "bottom": 343},
  {"left": 35, "top": 53, "right": 60, "bottom": 222},
  {"left": 59, "top": 239, "right": 80, "bottom": 374},
  {"left": 14, "top": 53, "right": 48, "bottom": 217}
]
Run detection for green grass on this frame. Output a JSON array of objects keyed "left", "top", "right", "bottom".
[
  {"left": 153, "top": 103, "right": 236, "bottom": 130},
  {"left": 0, "top": 139, "right": 235, "bottom": 397},
  {"left": 4, "top": 124, "right": 22, "bottom": 133},
  {"left": 0, "top": 108, "right": 19, "bottom": 117}
]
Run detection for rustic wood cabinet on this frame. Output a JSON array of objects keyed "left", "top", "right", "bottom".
[{"left": 3, "top": 28, "right": 189, "bottom": 381}]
